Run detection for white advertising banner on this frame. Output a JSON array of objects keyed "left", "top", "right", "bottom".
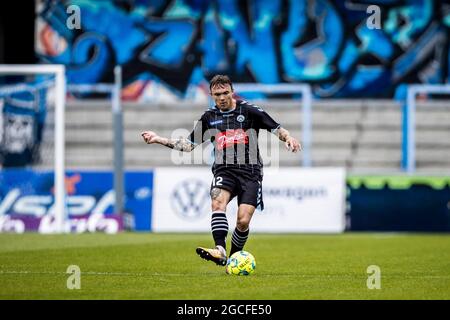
[{"left": 152, "top": 167, "right": 346, "bottom": 233}]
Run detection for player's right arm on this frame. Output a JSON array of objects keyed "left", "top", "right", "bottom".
[
  {"left": 141, "top": 112, "right": 209, "bottom": 152},
  {"left": 141, "top": 131, "right": 195, "bottom": 152}
]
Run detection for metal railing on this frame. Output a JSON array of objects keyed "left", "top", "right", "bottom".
[{"left": 403, "top": 84, "right": 450, "bottom": 173}]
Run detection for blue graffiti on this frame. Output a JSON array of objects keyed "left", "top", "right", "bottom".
[
  {"left": 282, "top": 0, "right": 343, "bottom": 81},
  {"left": 215, "top": 0, "right": 281, "bottom": 83},
  {"left": 36, "top": 0, "right": 450, "bottom": 98},
  {"left": 140, "top": 19, "right": 196, "bottom": 67},
  {"left": 201, "top": 6, "right": 228, "bottom": 74}
]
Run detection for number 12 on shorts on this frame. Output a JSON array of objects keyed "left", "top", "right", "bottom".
[{"left": 212, "top": 176, "right": 223, "bottom": 186}]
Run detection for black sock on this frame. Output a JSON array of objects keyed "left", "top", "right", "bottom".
[
  {"left": 211, "top": 212, "right": 228, "bottom": 250},
  {"left": 230, "top": 227, "right": 249, "bottom": 256}
]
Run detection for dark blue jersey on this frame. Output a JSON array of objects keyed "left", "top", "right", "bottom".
[{"left": 188, "top": 100, "right": 280, "bottom": 174}]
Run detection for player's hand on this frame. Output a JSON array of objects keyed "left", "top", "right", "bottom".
[
  {"left": 141, "top": 131, "right": 159, "bottom": 144},
  {"left": 285, "top": 137, "right": 301, "bottom": 153}
]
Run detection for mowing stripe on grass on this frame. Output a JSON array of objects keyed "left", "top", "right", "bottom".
[{"left": 1, "top": 270, "right": 449, "bottom": 279}]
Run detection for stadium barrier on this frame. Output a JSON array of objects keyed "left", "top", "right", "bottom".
[
  {"left": 1, "top": 168, "right": 449, "bottom": 233},
  {"left": 152, "top": 167, "right": 346, "bottom": 233},
  {"left": 0, "top": 170, "right": 152, "bottom": 233},
  {"left": 347, "top": 176, "right": 450, "bottom": 232},
  {"left": 0, "top": 167, "right": 346, "bottom": 234}
]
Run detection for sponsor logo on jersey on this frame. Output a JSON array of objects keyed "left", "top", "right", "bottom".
[
  {"left": 216, "top": 129, "right": 249, "bottom": 150},
  {"left": 210, "top": 119, "right": 223, "bottom": 125}
]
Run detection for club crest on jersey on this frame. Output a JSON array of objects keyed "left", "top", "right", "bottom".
[{"left": 236, "top": 115, "right": 245, "bottom": 122}]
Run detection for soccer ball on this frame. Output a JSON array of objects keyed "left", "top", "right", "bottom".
[{"left": 225, "top": 251, "right": 256, "bottom": 275}]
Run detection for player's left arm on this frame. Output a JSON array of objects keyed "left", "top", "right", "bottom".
[
  {"left": 276, "top": 127, "right": 301, "bottom": 153},
  {"left": 251, "top": 104, "right": 302, "bottom": 153}
]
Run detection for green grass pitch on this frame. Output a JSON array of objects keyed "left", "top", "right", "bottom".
[{"left": 0, "top": 232, "right": 449, "bottom": 299}]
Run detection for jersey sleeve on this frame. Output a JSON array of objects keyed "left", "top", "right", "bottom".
[
  {"left": 187, "top": 113, "right": 208, "bottom": 146},
  {"left": 250, "top": 105, "right": 281, "bottom": 133}
]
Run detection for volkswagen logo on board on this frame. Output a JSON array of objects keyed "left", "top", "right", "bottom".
[{"left": 171, "top": 179, "right": 210, "bottom": 220}]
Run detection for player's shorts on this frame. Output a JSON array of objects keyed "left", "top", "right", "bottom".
[{"left": 210, "top": 166, "right": 264, "bottom": 210}]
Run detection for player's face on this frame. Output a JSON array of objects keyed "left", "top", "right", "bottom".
[{"left": 211, "top": 84, "right": 234, "bottom": 111}]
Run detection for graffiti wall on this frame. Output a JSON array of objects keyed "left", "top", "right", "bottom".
[
  {"left": 0, "top": 81, "right": 47, "bottom": 168},
  {"left": 35, "top": 0, "right": 450, "bottom": 101}
]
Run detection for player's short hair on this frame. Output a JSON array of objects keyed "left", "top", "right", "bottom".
[{"left": 209, "top": 74, "right": 233, "bottom": 92}]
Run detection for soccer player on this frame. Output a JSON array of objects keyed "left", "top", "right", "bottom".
[{"left": 141, "top": 75, "right": 301, "bottom": 266}]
